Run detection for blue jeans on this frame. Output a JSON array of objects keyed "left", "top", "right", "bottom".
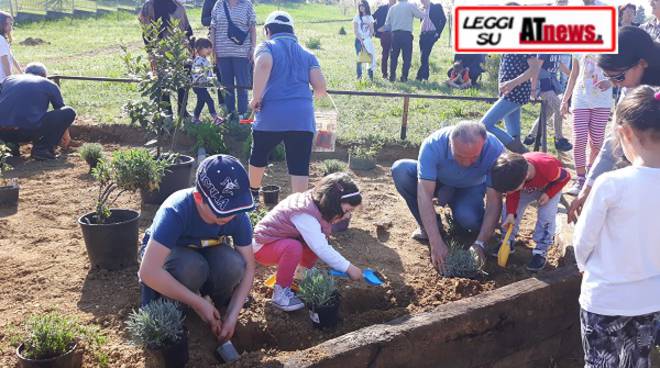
[
  {"left": 140, "top": 244, "right": 246, "bottom": 307},
  {"left": 480, "top": 97, "right": 522, "bottom": 146},
  {"left": 391, "top": 159, "right": 486, "bottom": 233},
  {"left": 218, "top": 57, "right": 251, "bottom": 114},
  {"left": 502, "top": 190, "right": 560, "bottom": 256},
  {"left": 193, "top": 87, "right": 217, "bottom": 119}
]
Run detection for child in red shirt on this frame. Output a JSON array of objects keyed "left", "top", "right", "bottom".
[
  {"left": 490, "top": 152, "right": 570, "bottom": 271},
  {"left": 446, "top": 61, "right": 472, "bottom": 89}
]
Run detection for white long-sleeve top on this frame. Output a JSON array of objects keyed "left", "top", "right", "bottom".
[
  {"left": 573, "top": 166, "right": 660, "bottom": 316},
  {"left": 253, "top": 213, "right": 351, "bottom": 272}
]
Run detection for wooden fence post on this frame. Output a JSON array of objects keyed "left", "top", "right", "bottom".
[{"left": 400, "top": 96, "right": 410, "bottom": 141}]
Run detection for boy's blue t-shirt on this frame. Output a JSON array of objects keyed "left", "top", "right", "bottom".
[
  {"left": 143, "top": 188, "right": 253, "bottom": 249},
  {"left": 417, "top": 127, "right": 504, "bottom": 188}
]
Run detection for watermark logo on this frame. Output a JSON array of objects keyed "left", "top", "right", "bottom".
[{"left": 454, "top": 6, "right": 617, "bottom": 53}]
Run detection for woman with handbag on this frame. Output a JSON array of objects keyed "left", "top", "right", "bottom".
[
  {"left": 353, "top": 0, "right": 376, "bottom": 81},
  {"left": 210, "top": 0, "right": 256, "bottom": 120}
]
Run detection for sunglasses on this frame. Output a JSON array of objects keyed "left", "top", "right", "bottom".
[{"left": 604, "top": 64, "right": 637, "bottom": 82}]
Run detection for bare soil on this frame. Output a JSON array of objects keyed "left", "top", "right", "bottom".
[{"left": 0, "top": 123, "right": 567, "bottom": 367}]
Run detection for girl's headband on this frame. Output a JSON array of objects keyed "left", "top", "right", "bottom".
[
  {"left": 341, "top": 191, "right": 361, "bottom": 199},
  {"left": 655, "top": 91, "right": 660, "bottom": 101}
]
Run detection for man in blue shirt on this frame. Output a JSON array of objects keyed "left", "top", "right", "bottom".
[
  {"left": 391, "top": 121, "right": 504, "bottom": 271},
  {"left": 139, "top": 155, "right": 256, "bottom": 343},
  {"left": 0, "top": 63, "right": 76, "bottom": 160}
]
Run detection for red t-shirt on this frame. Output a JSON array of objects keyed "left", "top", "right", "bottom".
[
  {"left": 506, "top": 152, "right": 571, "bottom": 214},
  {"left": 450, "top": 68, "right": 470, "bottom": 84}
]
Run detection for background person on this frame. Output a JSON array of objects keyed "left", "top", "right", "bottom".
[
  {"left": 0, "top": 11, "right": 22, "bottom": 83},
  {"left": 640, "top": 0, "right": 660, "bottom": 42},
  {"left": 191, "top": 37, "right": 223, "bottom": 125},
  {"left": 383, "top": 0, "right": 424, "bottom": 82},
  {"left": 373, "top": 0, "right": 395, "bottom": 80},
  {"left": 210, "top": 0, "right": 256, "bottom": 120},
  {"left": 619, "top": 3, "right": 638, "bottom": 28},
  {"left": 139, "top": 155, "right": 256, "bottom": 343},
  {"left": 568, "top": 27, "right": 660, "bottom": 222},
  {"left": 391, "top": 121, "right": 504, "bottom": 272},
  {"left": 0, "top": 63, "right": 76, "bottom": 160},
  {"left": 415, "top": 0, "right": 445, "bottom": 81},
  {"left": 248, "top": 11, "right": 328, "bottom": 198},
  {"left": 480, "top": 54, "right": 543, "bottom": 153},
  {"left": 353, "top": 0, "right": 376, "bottom": 81},
  {"left": 139, "top": 0, "right": 193, "bottom": 118}
]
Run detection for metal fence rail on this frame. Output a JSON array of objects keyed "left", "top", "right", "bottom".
[{"left": 49, "top": 74, "right": 545, "bottom": 144}]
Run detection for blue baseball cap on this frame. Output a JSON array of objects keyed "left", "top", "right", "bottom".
[{"left": 195, "top": 155, "right": 255, "bottom": 217}]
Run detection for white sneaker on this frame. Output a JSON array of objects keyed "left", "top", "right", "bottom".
[
  {"left": 411, "top": 227, "right": 429, "bottom": 242},
  {"left": 271, "top": 285, "right": 305, "bottom": 312},
  {"left": 566, "top": 177, "right": 585, "bottom": 196}
]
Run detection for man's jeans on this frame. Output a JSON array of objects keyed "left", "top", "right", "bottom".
[
  {"left": 379, "top": 31, "right": 392, "bottom": 78},
  {"left": 0, "top": 107, "right": 76, "bottom": 152},
  {"left": 389, "top": 30, "right": 413, "bottom": 82},
  {"left": 391, "top": 159, "right": 486, "bottom": 233},
  {"left": 480, "top": 97, "right": 522, "bottom": 146},
  {"left": 502, "top": 190, "right": 560, "bottom": 256},
  {"left": 218, "top": 57, "right": 251, "bottom": 114},
  {"left": 416, "top": 31, "right": 439, "bottom": 81},
  {"left": 140, "top": 244, "right": 246, "bottom": 307}
]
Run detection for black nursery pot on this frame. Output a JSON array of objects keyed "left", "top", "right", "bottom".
[
  {"left": 148, "top": 329, "right": 189, "bottom": 368},
  {"left": 78, "top": 209, "right": 140, "bottom": 270},
  {"left": 142, "top": 154, "right": 195, "bottom": 205},
  {"left": 262, "top": 185, "right": 280, "bottom": 205},
  {"left": 16, "top": 342, "right": 80, "bottom": 368},
  {"left": 308, "top": 293, "right": 341, "bottom": 329},
  {"left": 0, "top": 180, "right": 19, "bottom": 208},
  {"left": 348, "top": 155, "right": 376, "bottom": 171}
]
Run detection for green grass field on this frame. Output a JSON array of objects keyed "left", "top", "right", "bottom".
[{"left": 10, "top": 4, "right": 543, "bottom": 146}]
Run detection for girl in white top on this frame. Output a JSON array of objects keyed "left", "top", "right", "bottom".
[
  {"left": 353, "top": 0, "right": 376, "bottom": 80},
  {"left": 561, "top": 54, "right": 613, "bottom": 195},
  {"left": 0, "top": 11, "right": 22, "bottom": 82},
  {"left": 573, "top": 86, "right": 660, "bottom": 367}
]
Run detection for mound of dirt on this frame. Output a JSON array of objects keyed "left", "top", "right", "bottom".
[{"left": 19, "top": 37, "right": 50, "bottom": 46}]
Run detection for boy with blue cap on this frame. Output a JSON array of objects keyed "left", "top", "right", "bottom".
[{"left": 139, "top": 154, "right": 256, "bottom": 342}]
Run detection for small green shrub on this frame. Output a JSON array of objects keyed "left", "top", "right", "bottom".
[
  {"left": 320, "top": 159, "right": 347, "bottom": 176},
  {"left": 348, "top": 142, "right": 382, "bottom": 160},
  {"left": 17, "top": 313, "right": 107, "bottom": 364},
  {"left": 443, "top": 241, "right": 479, "bottom": 279},
  {"left": 305, "top": 37, "right": 321, "bottom": 50},
  {"left": 248, "top": 206, "right": 268, "bottom": 228},
  {"left": 79, "top": 143, "right": 104, "bottom": 163},
  {"left": 298, "top": 268, "right": 337, "bottom": 308},
  {"left": 185, "top": 122, "right": 228, "bottom": 155},
  {"left": 91, "top": 148, "right": 172, "bottom": 222},
  {"left": 338, "top": 26, "right": 347, "bottom": 35},
  {"left": 126, "top": 299, "right": 184, "bottom": 349}
]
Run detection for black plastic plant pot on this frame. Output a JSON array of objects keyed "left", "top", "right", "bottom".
[
  {"left": 142, "top": 154, "right": 195, "bottom": 205},
  {"left": 348, "top": 154, "right": 376, "bottom": 171},
  {"left": 331, "top": 213, "right": 352, "bottom": 233},
  {"left": 78, "top": 209, "right": 140, "bottom": 270},
  {"left": 0, "top": 180, "right": 19, "bottom": 208},
  {"left": 85, "top": 157, "right": 99, "bottom": 173},
  {"left": 308, "top": 292, "right": 340, "bottom": 330},
  {"left": 16, "top": 342, "right": 80, "bottom": 368},
  {"left": 148, "top": 329, "right": 189, "bottom": 368},
  {"left": 262, "top": 185, "right": 280, "bottom": 205}
]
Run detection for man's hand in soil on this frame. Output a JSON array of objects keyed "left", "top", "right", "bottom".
[
  {"left": 346, "top": 264, "right": 362, "bottom": 281},
  {"left": 194, "top": 296, "right": 222, "bottom": 338},
  {"left": 430, "top": 240, "right": 449, "bottom": 274}
]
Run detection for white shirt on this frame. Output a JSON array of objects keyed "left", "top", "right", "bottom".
[
  {"left": 573, "top": 166, "right": 660, "bottom": 316},
  {"left": 353, "top": 15, "right": 375, "bottom": 40},
  {"left": 571, "top": 54, "right": 613, "bottom": 110},
  {"left": 252, "top": 213, "right": 351, "bottom": 272},
  {"left": 0, "top": 35, "right": 13, "bottom": 82}
]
